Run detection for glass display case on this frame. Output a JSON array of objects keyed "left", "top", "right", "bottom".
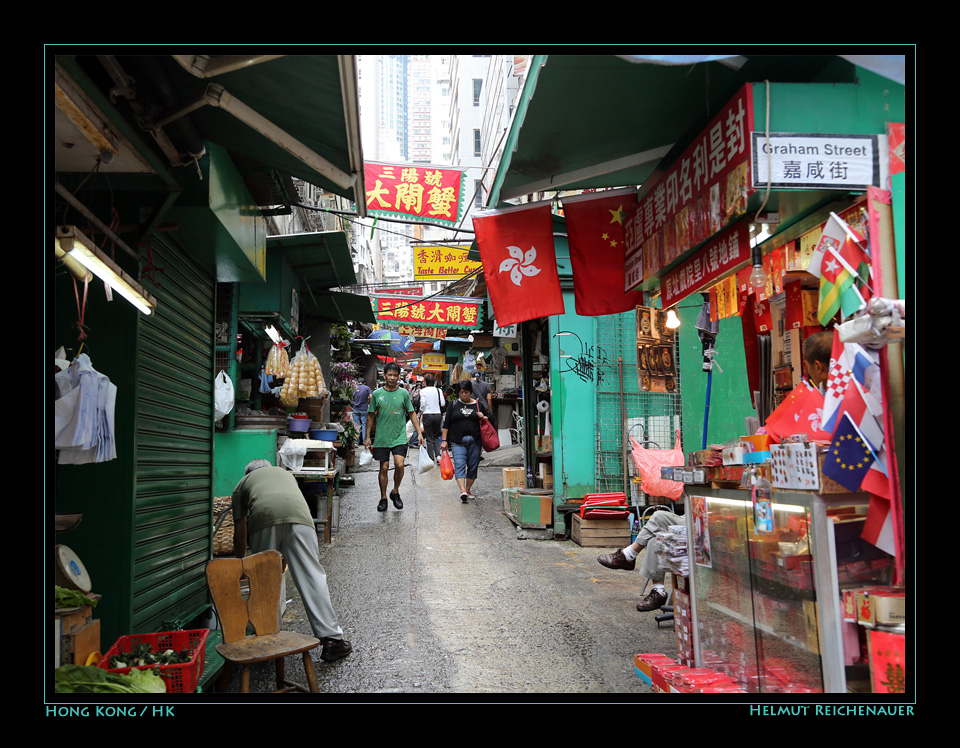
[{"left": 685, "top": 488, "right": 893, "bottom": 693}]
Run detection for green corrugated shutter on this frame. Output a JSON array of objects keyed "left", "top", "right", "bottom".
[{"left": 131, "top": 235, "right": 215, "bottom": 632}]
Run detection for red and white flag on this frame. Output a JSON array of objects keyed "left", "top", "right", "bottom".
[
  {"left": 474, "top": 203, "right": 564, "bottom": 327},
  {"left": 762, "top": 381, "right": 833, "bottom": 444},
  {"left": 861, "top": 495, "right": 895, "bottom": 555},
  {"left": 828, "top": 376, "right": 884, "bottom": 453},
  {"left": 562, "top": 189, "right": 643, "bottom": 316}
]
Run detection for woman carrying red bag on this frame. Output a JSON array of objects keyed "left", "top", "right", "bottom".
[{"left": 440, "top": 380, "right": 491, "bottom": 503}]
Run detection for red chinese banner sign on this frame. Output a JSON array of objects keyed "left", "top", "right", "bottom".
[
  {"left": 364, "top": 161, "right": 467, "bottom": 227},
  {"left": 413, "top": 245, "right": 482, "bottom": 280},
  {"left": 888, "top": 123, "right": 905, "bottom": 176},
  {"left": 661, "top": 220, "right": 751, "bottom": 308},
  {"left": 625, "top": 83, "right": 755, "bottom": 289},
  {"left": 373, "top": 295, "right": 483, "bottom": 329},
  {"left": 395, "top": 325, "right": 448, "bottom": 339}
]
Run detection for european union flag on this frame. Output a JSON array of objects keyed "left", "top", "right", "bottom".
[{"left": 822, "top": 413, "right": 877, "bottom": 492}]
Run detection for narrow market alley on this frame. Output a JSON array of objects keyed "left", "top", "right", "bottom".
[{"left": 214, "top": 447, "right": 677, "bottom": 698}]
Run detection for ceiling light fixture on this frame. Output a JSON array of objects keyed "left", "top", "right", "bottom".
[{"left": 55, "top": 226, "right": 157, "bottom": 315}]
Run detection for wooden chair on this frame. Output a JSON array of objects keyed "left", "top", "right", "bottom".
[{"left": 206, "top": 550, "right": 321, "bottom": 693}]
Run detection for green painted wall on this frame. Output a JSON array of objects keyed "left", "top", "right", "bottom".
[
  {"left": 751, "top": 70, "right": 905, "bottom": 133},
  {"left": 677, "top": 302, "right": 755, "bottom": 455},
  {"left": 213, "top": 429, "right": 280, "bottom": 496},
  {"left": 891, "top": 171, "right": 906, "bottom": 300},
  {"left": 550, "top": 294, "right": 599, "bottom": 506},
  {"left": 169, "top": 142, "right": 267, "bottom": 283}
]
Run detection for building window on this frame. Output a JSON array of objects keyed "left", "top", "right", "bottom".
[
  {"left": 474, "top": 179, "right": 484, "bottom": 209},
  {"left": 474, "top": 129, "right": 481, "bottom": 157},
  {"left": 473, "top": 79, "right": 482, "bottom": 106}
]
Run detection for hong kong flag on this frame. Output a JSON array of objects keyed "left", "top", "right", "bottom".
[
  {"left": 562, "top": 189, "right": 643, "bottom": 316},
  {"left": 474, "top": 203, "right": 564, "bottom": 327}
]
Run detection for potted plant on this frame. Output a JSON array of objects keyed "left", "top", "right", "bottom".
[
  {"left": 340, "top": 419, "right": 359, "bottom": 450},
  {"left": 330, "top": 361, "right": 360, "bottom": 407}
]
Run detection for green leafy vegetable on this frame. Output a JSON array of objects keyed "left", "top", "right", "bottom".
[
  {"left": 109, "top": 642, "right": 192, "bottom": 668},
  {"left": 55, "top": 665, "right": 167, "bottom": 693},
  {"left": 54, "top": 586, "right": 97, "bottom": 609}
]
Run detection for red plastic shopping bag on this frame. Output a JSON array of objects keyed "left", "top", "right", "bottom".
[
  {"left": 631, "top": 431, "right": 685, "bottom": 500},
  {"left": 439, "top": 449, "right": 455, "bottom": 481}
]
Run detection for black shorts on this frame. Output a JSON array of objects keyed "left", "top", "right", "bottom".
[{"left": 372, "top": 444, "right": 408, "bottom": 463}]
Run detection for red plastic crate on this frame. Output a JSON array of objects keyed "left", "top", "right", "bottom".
[{"left": 98, "top": 629, "right": 209, "bottom": 693}]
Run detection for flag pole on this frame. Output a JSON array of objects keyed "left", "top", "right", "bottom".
[{"left": 702, "top": 347, "right": 714, "bottom": 451}]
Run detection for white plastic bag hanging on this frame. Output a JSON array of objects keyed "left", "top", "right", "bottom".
[
  {"left": 214, "top": 370, "right": 235, "bottom": 422},
  {"left": 418, "top": 445, "right": 435, "bottom": 474},
  {"left": 358, "top": 449, "right": 373, "bottom": 468}
]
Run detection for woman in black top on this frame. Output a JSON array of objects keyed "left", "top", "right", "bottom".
[{"left": 441, "top": 380, "right": 490, "bottom": 502}]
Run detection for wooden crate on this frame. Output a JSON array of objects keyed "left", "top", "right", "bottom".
[
  {"left": 571, "top": 513, "right": 631, "bottom": 547},
  {"left": 56, "top": 604, "right": 101, "bottom": 666},
  {"left": 502, "top": 488, "right": 553, "bottom": 528}
]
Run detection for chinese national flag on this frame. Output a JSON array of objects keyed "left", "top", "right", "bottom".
[
  {"left": 474, "top": 203, "right": 564, "bottom": 327},
  {"left": 562, "top": 190, "right": 643, "bottom": 316}
]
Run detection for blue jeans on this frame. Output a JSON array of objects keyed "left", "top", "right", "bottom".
[
  {"left": 451, "top": 435, "right": 481, "bottom": 479},
  {"left": 352, "top": 411, "right": 367, "bottom": 443}
]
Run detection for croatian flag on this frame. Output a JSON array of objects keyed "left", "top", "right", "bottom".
[{"left": 823, "top": 330, "right": 882, "bottom": 437}]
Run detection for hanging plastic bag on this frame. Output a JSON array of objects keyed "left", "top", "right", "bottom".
[
  {"left": 439, "top": 449, "right": 455, "bottom": 481},
  {"left": 279, "top": 343, "right": 328, "bottom": 408},
  {"left": 264, "top": 342, "right": 289, "bottom": 377},
  {"left": 418, "top": 445, "right": 435, "bottom": 474},
  {"left": 214, "top": 371, "right": 235, "bottom": 421},
  {"left": 358, "top": 449, "right": 373, "bottom": 468},
  {"left": 631, "top": 430, "right": 685, "bottom": 500}
]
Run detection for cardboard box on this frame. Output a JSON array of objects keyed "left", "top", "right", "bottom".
[
  {"left": 535, "top": 435, "right": 552, "bottom": 453},
  {"left": 855, "top": 587, "right": 906, "bottom": 627},
  {"left": 635, "top": 653, "right": 676, "bottom": 685},
  {"left": 502, "top": 467, "right": 525, "bottom": 489},
  {"left": 571, "top": 513, "right": 630, "bottom": 547},
  {"left": 56, "top": 604, "right": 101, "bottom": 666}
]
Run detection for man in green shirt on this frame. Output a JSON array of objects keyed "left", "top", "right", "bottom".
[
  {"left": 365, "top": 362, "right": 424, "bottom": 512},
  {"left": 232, "top": 460, "right": 352, "bottom": 662}
]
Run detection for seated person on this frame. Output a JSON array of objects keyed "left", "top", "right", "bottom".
[{"left": 596, "top": 509, "right": 683, "bottom": 611}]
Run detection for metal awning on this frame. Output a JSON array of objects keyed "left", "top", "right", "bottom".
[
  {"left": 266, "top": 231, "right": 373, "bottom": 323},
  {"left": 489, "top": 54, "right": 894, "bottom": 205},
  {"left": 54, "top": 54, "right": 365, "bottom": 212},
  {"left": 311, "top": 290, "right": 375, "bottom": 324},
  {"left": 268, "top": 231, "right": 358, "bottom": 289}
]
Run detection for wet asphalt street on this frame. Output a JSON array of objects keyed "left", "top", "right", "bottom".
[{"left": 216, "top": 446, "right": 677, "bottom": 701}]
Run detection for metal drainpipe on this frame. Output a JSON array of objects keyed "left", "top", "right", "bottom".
[{"left": 139, "top": 56, "right": 207, "bottom": 162}]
